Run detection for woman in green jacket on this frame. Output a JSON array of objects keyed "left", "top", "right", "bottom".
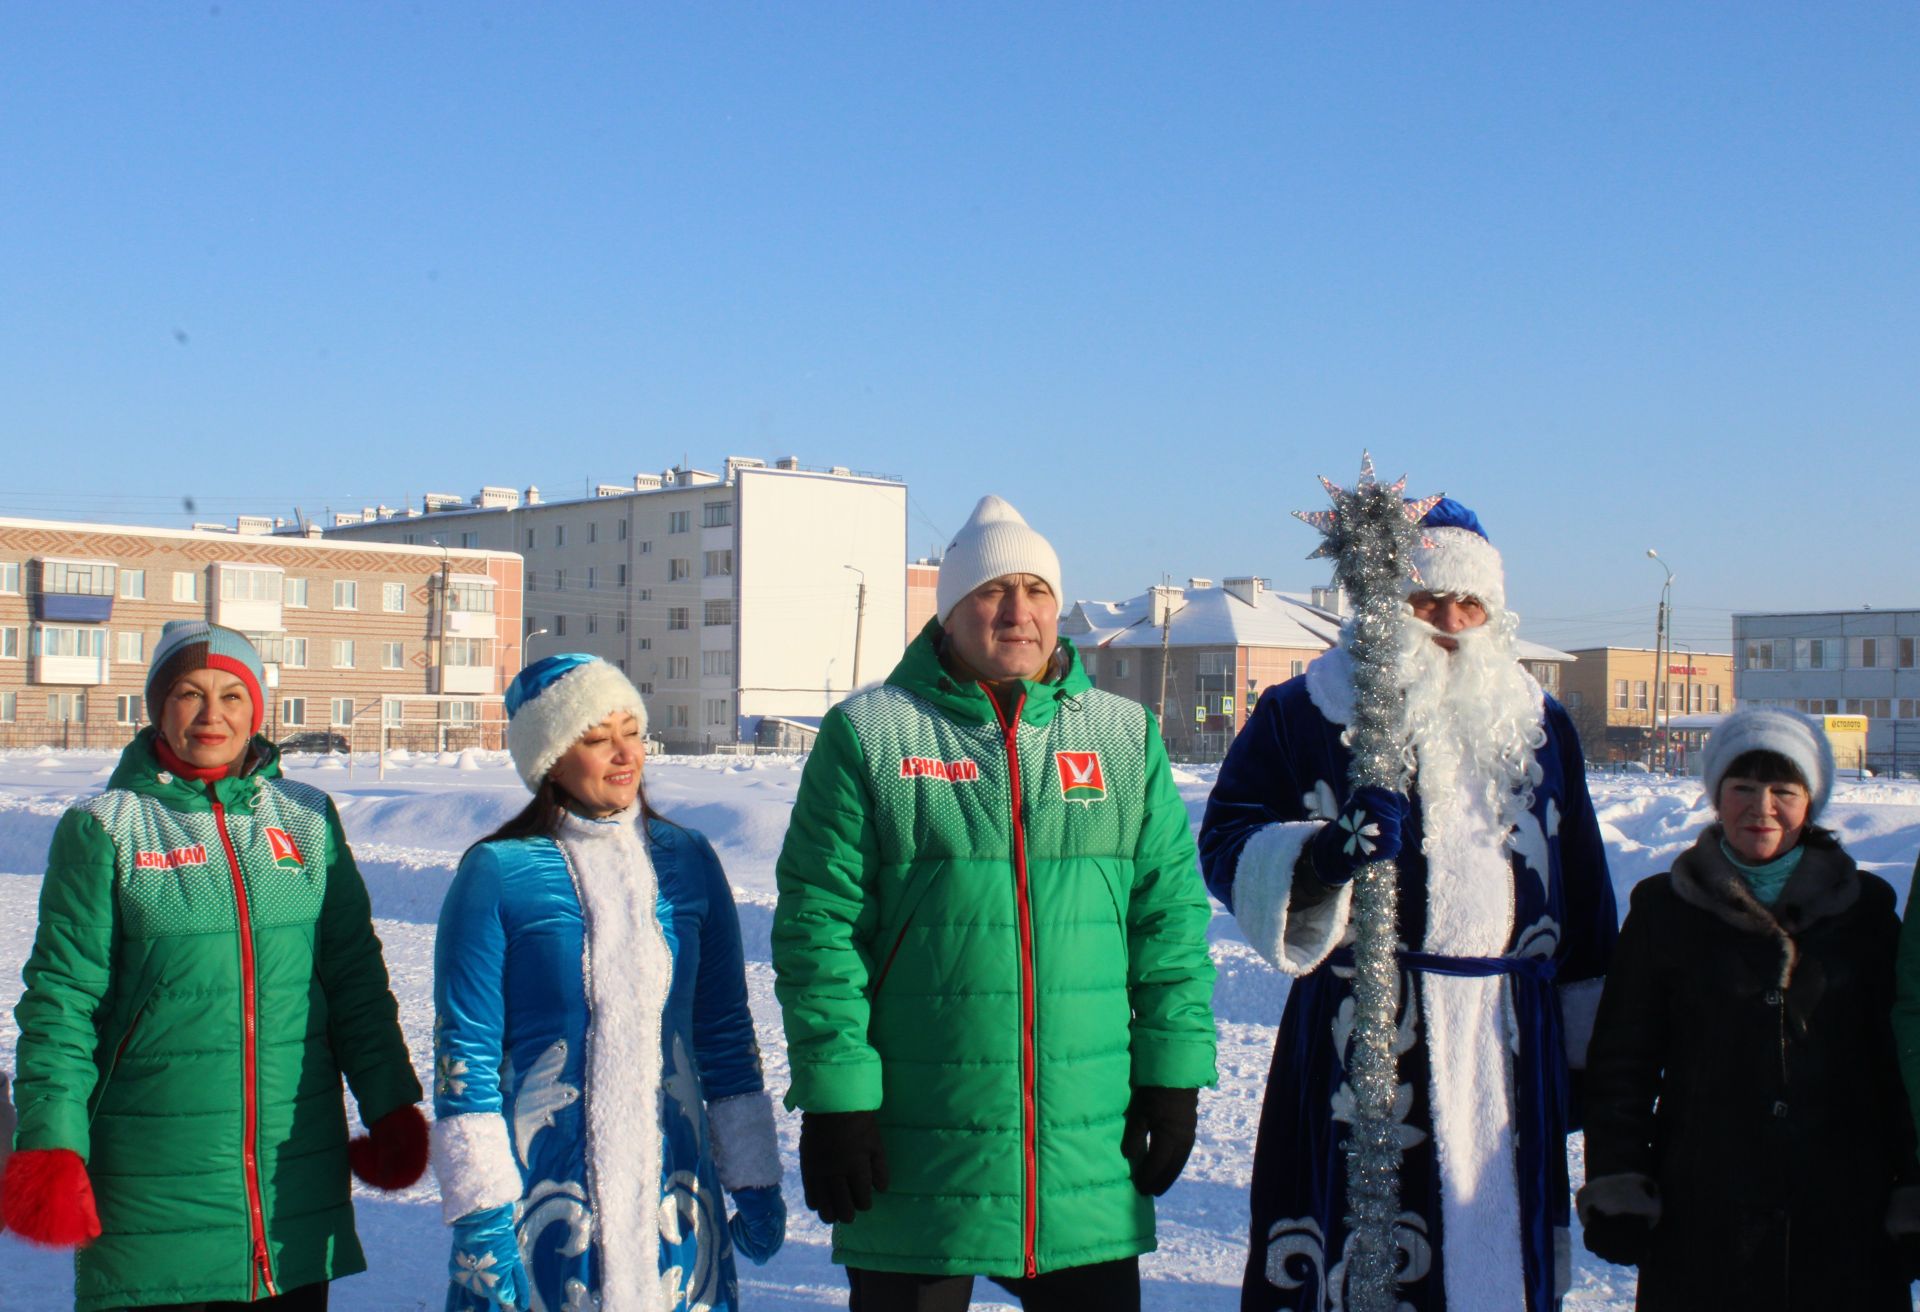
[{"left": 2, "top": 622, "right": 425, "bottom": 1312}]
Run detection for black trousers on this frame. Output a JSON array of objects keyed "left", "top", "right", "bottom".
[
  {"left": 125, "top": 1280, "right": 329, "bottom": 1312},
  {"left": 847, "top": 1257, "right": 1141, "bottom": 1312}
]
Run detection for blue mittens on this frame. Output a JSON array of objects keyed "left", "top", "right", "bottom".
[
  {"left": 450, "top": 1204, "right": 530, "bottom": 1311},
  {"left": 729, "top": 1183, "right": 787, "bottom": 1264},
  {"left": 1303, "top": 785, "right": 1408, "bottom": 887}
]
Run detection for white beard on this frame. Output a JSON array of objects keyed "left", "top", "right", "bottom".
[{"left": 1394, "top": 608, "right": 1545, "bottom": 850}]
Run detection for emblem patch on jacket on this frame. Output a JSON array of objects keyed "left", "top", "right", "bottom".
[
  {"left": 1056, "top": 751, "right": 1106, "bottom": 803},
  {"left": 899, "top": 756, "right": 980, "bottom": 783},
  {"left": 264, "top": 826, "right": 305, "bottom": 868}
]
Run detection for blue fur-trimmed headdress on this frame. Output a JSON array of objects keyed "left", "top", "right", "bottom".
[
  {"left": 505, "top": 653, "right": 648, "bottom": 791},
  {"left": 1409, "top": 496, "right": 1506, "bottom": 611}
]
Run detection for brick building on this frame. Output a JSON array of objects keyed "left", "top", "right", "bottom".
[
  {"left": 1559, "top": 646, "right": 1734, "bottom": 766},
  {"left": 0, "top": 517, "right": 521, "bottom": 751}
]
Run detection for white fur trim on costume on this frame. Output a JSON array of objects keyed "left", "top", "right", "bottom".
[
  {"left": 1559, "top": 978, "right": 1606, "bottom": 1071},
  {"left": 1409, "top": 525, "right": 1506, "bottom": 611},
  {"left": 1231, "top": 821, "right": 1354, "bottom": 977},
  {"left": 432, "top": 1111, "right": 524, "bottom": 1223},
  {"left": 556, "top": 806, "right": 674, "bottom": 1312},
  {"left": 508, "top": 659, "right": 648, "bottom": 791},
  {"left": 1700, "top": 705, "right": 1835, "bottom": 821},
  {"left": 1304, "top": 644, "right": 1356, "bottom": 726},
  {"left": 707, "top": 1091, "right": 781, "bottom": 1191}
]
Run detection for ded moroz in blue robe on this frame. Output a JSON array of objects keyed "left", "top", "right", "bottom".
[{"left": 1200, "top": 649, "right": 1616, "bottom": 1312}]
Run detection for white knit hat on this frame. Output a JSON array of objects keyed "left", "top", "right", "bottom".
[
  {"left": 505, "top": 653, "right": 648, "bottom": 792},
  {"left": 936, "top": 495, "right": 1063, "bottom": 623},
  {"left": 1406, "top": 498, "right": 1506, "bottom": 611},
  {"left": 1701, "top": 706, "right": 1835, "bottom": 821}
]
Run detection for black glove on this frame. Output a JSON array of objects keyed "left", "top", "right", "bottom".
[
  {"left": 1121, "top": 1086, "right": 1198, "bottom": 1197},
  {"left": 799, "top": 1110, "right": 890, "bottom": 1225},
  {"left": 1302, "top": 786, "right": 1407, "bottom": 887},
  {"left": 1581, "top": 1210, "right": 1654, "bottom": 1267}
]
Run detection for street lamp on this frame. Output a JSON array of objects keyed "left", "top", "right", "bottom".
[
  {"left": 1646, "top": 549, "right": 1675, "bottom": 769},
  {"left": 843, "top": 565, "right": 868, "bottom": 689},
  {"left": 522, "top": 627, "right": 551, "bottom": 668}
]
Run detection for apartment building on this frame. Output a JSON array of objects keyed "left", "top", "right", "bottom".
[
  {"left": 1733, "top": 609, "right": 1920, "bottom": 772},
  {"left": 0, "top": 518, "right": 521, "bottom": 750},
  {"left": 325, "top": 457, "right": 908, "bottom": 752},
  {"left": 1559, "top": 647, "right": 1735, "bottom": 765},
  {"left": 1066, "top": 576, "right": 1577, "bottom": 761}
]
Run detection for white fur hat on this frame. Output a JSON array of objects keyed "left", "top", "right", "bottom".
[
  {"left": 1407, "top": 498, "right": 1506, "bottom": 612},
  {"left": 505, "top": 653, "right": 648, "bottom": 791},
  {"left": 1701, "top": 706, "right": 1835, "bottom": 821},
  {"left": 935, "top": 495, "right": 1063, "bottom": 623}
]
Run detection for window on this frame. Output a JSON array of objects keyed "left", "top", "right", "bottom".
[
  {"left": 617, "top": 563, "right": 627, "bottom": 586},
  {"left": 586, "top": 613, "right": 598, "bottom": 635},
  {"left": 384, "top": 698, "right": 405, "bottom": 727},
  {"left": 1796, "top": 638, "right": 1835, "bottom": 670},
  {"left": 1744, "top": 640, "right": 1780, "bottom": 670},
  {"left": 1851, "top": 636, "right": 1891, "bottom": 669},
  {"left": 667, "top": 656, "right": 691, "bottom": 679},
  {"left": 702, "top": 650, "right": 734, "bottom": 677},
  {"left": 618, "top": 520, "right": 628, "bottom": 541},
  {"left": 668, "top": 511, "right": 690, "bottom": 534},
  {"left": 637, "top": 636, "right": 650, "bottom": 650},
  {"left": 704, "top": 549, "right": 733, "bottom": 578},
  {"left": 461, "top": 531, "right": 479, "bottom": 549},
  {"left": 1291, "top": 660, "right": 1305, "bottom": 678},
  {"left": 586, "top": 567, "right": 596, "bottom": 592},
  {"left": 383, "top": 640, "right": 405, "bottom": 669},
  {"left": 34, "top": 626, "right": 108, "bottom": 659},
  {"left": 1613, "top": 678, "right": 1629, "bottom": 710},
  {"left": 555, "top": 525, "right": 567, "bottom": 547},
  {"left": 284, "top": 577, "right": 309, "bottom": 607},
  {"left": 333, "top": 639, "right": 356, "bottom": 668},
  {"left": 1690, "top": 683, "right": 1703, "bottom": 712},
  {"left": 1114, "top": 657, "right": 1129, "bottom": 679},
  {"left": 616, "top": 657, "right": 626, "bottom": 673},
  {"left": 116, "top": 631, "right": 144, "bottom": 664},
  {"left": 0, "top": 691, "right": 14, "bottom": 722},
  {"left": 281, "top": 696, "right": 306, "bottom": 727},
  {"left": 444, "top": 701, "right": 479, "bottom": 724},
  {"left": 41, "top": 560, "right": 117, "bottom": 596},
  {"left": 0, "top": 626, "right": 17, "bottom": 659},
  {"left": 383, "top": 582, "right": 407, "bottom": 613},
  {"left": 284, "top": 636, "right": 308, "bottom": 668},
  {"left": 1707, "top": 685, "right": 1721, "bottom": 712},
  {"left": 0, "top": 561, "right": 18, "bottom": 593},
  {"left": 637, "top": 588, "right": 651, "bottom": 601},
  {"left": 668, "top": 607, "right": 690, "bottom": 631},
  {"left": 703, "top": 599, "right": 733, "bottom": 627},
  {"left": 588, "top": 522, "right": 598, "bottom": 544},
  {"left": 554, "top": 615, "right": 567, "bottom": 636},
  {"left": 333, "top": 580, "right": 358, "bottom": 610},
  {"left": 667, "top": 704, "right": 689, "bottom": 729},
  {"left": 219, "top": 566, "right": 280, "bottom": 603},
  {"left": 48, "top": 692, "right": 87, "bottom": 722},
  {"left": 1902, "top": 638, "right": 1918, "bottom": 668},
  {"left": 1632, "top": 680, "right": 1648, "bottom": 711},
  {"left": 555, "top": 569, "right": 566, "bottom": 592},
  {"left": 174, "top": 571, "right": 202, "bottom": 602},
  {"left": 669, "top": 558, "right": 691, "bottom": 581},
  {"left": 639, "top": 540, "right": 652, "bottom": 554},
  {"left": 702, "top": 501, "right": 732, "bottom": 528},
  {"left": 526, "top": 574, "right": 537, "bottom": 594},
  {"left": 638, "top": 681, "right": 654, "bottom": 695},
  {"left": 120, "top": 569, "right": 146, "bottom": 599},
  {"left": 526, "top": 528, "right": 535, "bottom": 550},
  {"left": 332, "top": 698, "right": 355, "bottom": 726},
  {"left": 705, "top": 698, "right": 729, "bottom": 725},
  {"left": 616, "top": 614, "right": 626, "bottom": 633},
  {"left": 446, "top": 580, "right": 495, "bottom": 612}
]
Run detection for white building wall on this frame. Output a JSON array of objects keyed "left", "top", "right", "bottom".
[{"left": 735, "top": 468, "right": 907, "bottom": 730}]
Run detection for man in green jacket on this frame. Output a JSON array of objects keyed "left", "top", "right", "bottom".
[{"left": 773, "top": 495, "right": 1217, "bottom": 1312}]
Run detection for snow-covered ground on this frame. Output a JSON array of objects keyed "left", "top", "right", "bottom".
[{"left": 3, "top": 747, "right": 1918, "bottom": 1310}]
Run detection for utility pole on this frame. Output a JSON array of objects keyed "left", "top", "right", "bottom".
[
  {"left": 1647, "top": 549, "right": 1675, "bottom": 770},
  {"left": 1156, "top": 576, "right": 1173, "bottom": 737},
  {"left": 845, "top": 565, "right": 868, "bottom": 690}
]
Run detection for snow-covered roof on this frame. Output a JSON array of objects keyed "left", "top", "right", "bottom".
[{"left": 1063, "top": 583, "right": 1574, "bottom": 662}]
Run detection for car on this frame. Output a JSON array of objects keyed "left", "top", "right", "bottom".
[{"left": 277, "top": 730, "right": 350, "bottom": 755}]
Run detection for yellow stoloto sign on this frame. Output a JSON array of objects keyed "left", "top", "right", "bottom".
[{"left": 1824, "top": 716, "right": 1870, "bottom": 733}]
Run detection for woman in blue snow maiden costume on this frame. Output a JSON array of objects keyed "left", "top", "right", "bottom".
[{"left": 431, "top": 653, "right": 786, "bottom": 1312}]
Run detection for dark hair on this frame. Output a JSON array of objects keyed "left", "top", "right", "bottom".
[
  {"left": 474, "top": 774, "right": 673, "bottom": 850},
  {"left": 1720, "top": 749, "right": 1807, "bottom": 788}
]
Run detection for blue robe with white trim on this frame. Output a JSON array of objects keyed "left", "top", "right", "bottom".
[{"left": 1199, "top": 654, "right": 1616, "bottom": 1312}]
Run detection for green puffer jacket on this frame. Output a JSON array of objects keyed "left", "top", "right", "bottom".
[
  {"left": 11, "top": 729, "right": 421, "bottom": 1312},
  {"left": 773, "top": 626, "right": 1217, "bottom": 1277}
]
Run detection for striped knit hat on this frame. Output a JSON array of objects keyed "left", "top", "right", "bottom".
[
  {"left": 146, "top": 621, "right": 267, "bottom": 734},
  {"left": 505, "top": 653, "right": 648, "bottom": 791}
]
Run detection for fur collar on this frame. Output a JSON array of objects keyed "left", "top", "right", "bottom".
[{"left": 1668, "top": 827, "right": 1859, "bottom": 987}]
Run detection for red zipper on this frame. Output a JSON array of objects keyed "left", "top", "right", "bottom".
[
  {"left": 211, "top": 793, "right": 277, "bottom": 1300},
  {"left": 986, "top": 686, "right": 1040, "bottom": 1278}
]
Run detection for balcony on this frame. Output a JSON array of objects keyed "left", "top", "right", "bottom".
[
  {"left": 34, "top": 594, "right": 112, "bottom": 623},
  {"left": 33, "top": 651, "right": 109, "bottom": 686},
  {"left": 33, "top": 557, "right": 117, "bottom": 623},
  {"left": 431, "top": 664, "right": 495, "bottom": 695}
]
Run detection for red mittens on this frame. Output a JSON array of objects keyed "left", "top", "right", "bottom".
[
  {"left": 1, "top": 1148, "right": 102, "bottom": 1248},
  {"left": 347, "top": 1104, "right": 429, "bottom": 1191}
]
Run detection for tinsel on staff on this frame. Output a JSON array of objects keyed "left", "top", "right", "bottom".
[{"left": 1293, "top": 454, "right": 1440, "bottom": 1312}]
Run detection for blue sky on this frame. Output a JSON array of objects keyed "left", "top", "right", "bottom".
[{"left": 4, "top": 4, "right": 1915, "bottom": 650}]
